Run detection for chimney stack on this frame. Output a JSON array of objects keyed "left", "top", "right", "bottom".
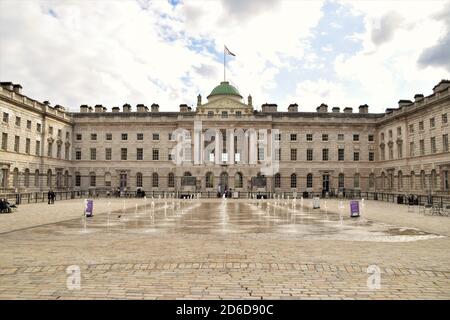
[
  {"left": 343, "top": 107, "right": 353, "bottom": 114},
  {"left": 316, "top": 103, "right": 328, "bottom": 113},
  {"left": 80, "top": 104, "right": 89, "bottom": 113},
  {"left": 123, "top": 103, "right": 131, "bottom": 112},
  {"left": 398, "top": 100, "right": 412, "bottom": 108},
  {"left": 13, "top": 84, "right": 22, "bottom": 94},
  {"left": 179, "top": 104, "right": 189, "bottom": 112},
  {"left": 288, "top": 103, "right": 298, "bottom": 112},
  {"left": 137, "top": 104, "right": 148, "bottom": 112},
  {"left": 414, "top": 94, "right": 424, "bottom": 102},
  {"left": 151, "top": 103, "right": 159, "bottom": 112},
  {"left": 358, "top": 104, "right": 369, "bottom": 114},
  {"left": 94, "top": 104, "right": 104, "bottom": 113},
  {"left": 112, "top": 107, "right": 120, "bottom": 113},
  {"left": 332, "top": 107, "right": 340, "bottom": 113},
  {"left": 0, "top": 82, "right": 13, "bottom": 90}
]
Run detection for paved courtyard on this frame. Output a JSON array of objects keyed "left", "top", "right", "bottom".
[{"left": 0, "top": 197, "right": 449, "bottom": 299}]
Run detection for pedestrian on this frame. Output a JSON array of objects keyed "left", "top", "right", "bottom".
[{"left": 47, "top": 190, "right": 52, "bottom": 204}]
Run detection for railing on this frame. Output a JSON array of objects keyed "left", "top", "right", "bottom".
[{"left": 342, "top": 189, "right": 450, "bottom": 207}]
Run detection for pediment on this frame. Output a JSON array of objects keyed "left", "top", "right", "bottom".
[{"left": 197, "top": 96, "right": 253, "bottom": 113}]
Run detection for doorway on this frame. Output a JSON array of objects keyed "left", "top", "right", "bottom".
[{"left": 322, "top": 174, "right": 330, "bottom": 193}]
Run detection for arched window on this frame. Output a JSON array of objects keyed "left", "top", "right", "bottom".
[
  {"left": 306, "top": 174, "right": 313, "bottom": 188},
  {"left": 274, "top": 173, "right": 281, "bottom": 188},
  {"left": 152, "top": 173, "right": 159, "bottom": 188},
  {"left": 290, "top": 173, "right": 297, "bottom": 188},
  {"left": 369, "top": 173, "right": 374, "bottom": 189},
  {"left": 354, "top": 173, "right": 360, "bottom": 189},
  {"left": 398, "top": 171, "right": 403, "bottom": 190},
  {"left": 410, "top": 171, "right": 415, "bottom": 190},
  {"left": 64, "top": 170, "right": 69, "bottom": 187},
  {"left": 47, "top": 169, "right": 52, "bottom": 187},
  {"left": 168, "top": 173, "right": 175, "bottom": 188},
  {"left": 89, "top": 172, "right": 96, "bottom": 187},
  {"left": 431, "top": 169, "right": 437, "bottom": 190},
  {"left": 136, "top": 172, "right": 143, "bottom": 188},
  {"left": 34, "top": 169, "right": 40, "bottom": 187},
  {"left": 205, "top": 172, "right": 214, "bottom": 188},
  {"left": 235, "top": 172, "right": 243, "bottom": 188},
  {"left": 104, "top": 172, "right": 111, "bottom": 187},
  {"left": 420, "top": 170, "right": 426, "bottom": 189},
  {"left": 13, "top": 168, "right": 19, "bottom": 188},
  {"left": 183, "top": 171, "right": 192, "bottom": 177},
  {"left": 24, "top": 169, "right": 30, "bottom": 187},
  {"left": 338, "top": 173, "right": 345, "bottom": 189}
]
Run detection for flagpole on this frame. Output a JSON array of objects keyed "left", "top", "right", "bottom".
[{"left": 223, "top": 46, "right": 226, "bottom": 82}]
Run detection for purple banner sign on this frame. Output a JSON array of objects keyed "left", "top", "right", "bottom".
[
  {"left": 85, "top": 199, "right": 94, "bottom": 217},
  {"left": 350, "top": 200, "right": 360, "bottom": 217}
]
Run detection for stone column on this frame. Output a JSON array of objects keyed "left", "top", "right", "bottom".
[
  {"left": 229, "top": 129, "right": 234, "bottom": 165},
  {"left": 215, "top": 129, "right": 220, "bottom": 164},
  {"left": 249, "top": 130, "right": 257, "bottom": 164}
]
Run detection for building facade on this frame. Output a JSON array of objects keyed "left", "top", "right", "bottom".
[{"left": 1, "top": 80, "right": 449, "bottom": 196}]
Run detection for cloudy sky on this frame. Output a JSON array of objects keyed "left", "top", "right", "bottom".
[{"left": 0, "top": 0, "right": 449, "bottom": 112}]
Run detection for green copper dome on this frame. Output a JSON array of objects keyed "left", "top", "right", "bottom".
[{"left": 207, "top": 81, "right": 242, "bottom": 99}]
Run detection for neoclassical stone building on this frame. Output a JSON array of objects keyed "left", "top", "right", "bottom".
[{"left": 1, "top": 79, "right": 449, "bottom": 196}]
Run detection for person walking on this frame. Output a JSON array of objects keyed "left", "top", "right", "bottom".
[{"left": 47, "top": 190, "right": 52, "bottom": 204}]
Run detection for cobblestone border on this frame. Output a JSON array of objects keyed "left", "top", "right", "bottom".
[{"left": 1, "top": 262, "right": 448, "bottom": 278}]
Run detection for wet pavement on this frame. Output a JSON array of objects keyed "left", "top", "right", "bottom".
[{"left": 0, "top": 198, "right": 449, "bottom": 299}]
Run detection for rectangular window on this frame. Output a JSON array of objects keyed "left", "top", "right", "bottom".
[
  {"left": 121, "top": 148, "right": 127, "bottom": 160},
  {"left": 14, "top": 136, "right": 20, "bottom": 152},
  {"left": 353, "top": 134, "right": 359, "bottom": 141},
  {"left": 354, "top": 151, "right": 360, "bottom": 161},
  {"left": 381, "top": 132, "right": 384, "bottom": 141},
  {"left": 368, "top": 134, "right": 374, "bottom": 142},
  {"left": 397, "top": 127, "right": 402, "bottom": 136},
  {"left": 274, "top": 148, "right": 281, "bottom": 161},
  {"left": 90, "top": 148, "right": 96, "bottom": 160},
  {"left": 15, "top": 116, "right": 21, "bottom": 127},
  {"left": 442, "top": 113, "right": 448, "bottom": 124},
  {"left": 443, "top": 134, "right": 449, "bottom": 152},
  {"left": 338, "top": 134, "right": 344, "bottom": 141},
  {"left": 420, "top": 139, "right": 425, "bottom": 155},
  {"left": 2, "top": 113, "right": 8, "bottom": 123},
  {"left": 168, "top": 149, "right": 174, "bottom": 161},
  {"left": 322, "top": 134, "right": 328, "bottom": 141},
  {"left": 90, "top": 175, "right": 96, "bottom": 187},
  {"left": 65, "top": 145, "right": 70, "bottom": 160},
  {"left": 338, "top": 148, "right": 344, "bottom": 161},
  {"left": 274, "top": 133, "right": 281, "bottom": 141},
  {"left": 398, "top": 142, "right": 403, "bottom": 158},
  {"left": 221, "top": 111, "right": 228, "bottom": 118},
  {"left": 234, "top": 153, "right": 240, "bottom": 162},
  {"left": 290, "top": 148, "right": 297, "bottom": 161},
  {"left": 1, "top": 133, "right": 7, "bottom": 150},
  {"left": 152, "top": 149, "right": 159, "bottom": 160},
  {"left": 409, "top": 124, "right": 414, "bottom": 133},
  {"left": 105, "top": 148, "right": 112, "bottom": 160},
  {"left": 306, "top": 149, "right": 313, "bottom": 161},
  {"left": 75, "top": 150, "right": 81, "bottom": 160},
  {"left": 36, "top": 123, "right": 41, "bottom": 132},
  {"left": 257, "top": 148, "right": 264, "bottom": 161},
  {"left": 369, "top": 152, "right": 374, "bottom": 161},
  {"left": 431, "top": 137, "right": 436, "bottom": 153},
  {"left": 57, "top": 129, "right": 62, "bottom": 138},
  {"left": 75, "top": 175, "right": 81, "bottom": 187},
  {"left": 419, "top": 121, "right": 424, "bottom": 130},
  {"left": 47, "top": 142, "right": 52, "bottom": 157},
  {"left": 207, "top": 111, "right": 214, "bottom": 118},
  {"left": 306, "top": 134, "right": 313, "bottom": 141},
  {"left": 410, "top": 142, "right": 415, "bottom": 157},
  {"left": 35, "top": 140, "right": 40, "bottom": 156},
  {"left": 76, "top": 134, "right": 82, "bottom": 140},
  {"left": 222, "top": 153, "right": 228, "bottom": 162},
  {"left": 57, "top": 144, "right": 61, "bottom": 158},
  {"left": 430, "top": 117, "right": 435, "bottom": 128},
  {"left": 152, "top": 133, "right": 159, "bottom": 141},
  {"left": 25, "top": 138, "right": 30, "bottom": 154},
  {"left": 48, "top": 126, "right": 53, "bottom": 135},
  {"left": 137, "top": 133, "right": 144, "bottom": 140},
  {"left": 290, "top": 134, "right": 297, "bottom": 141},
  {"left": 137, "top": 148, "right": 143, "bottom": 160},
  {"left": 388, "top": 130, "right": 392, "bottom": 139},
  {"left": 235, "top": 111, "right": 242, "bottom": 118},
  {"left": 322, "top": 148, "right": 329, "bottom": 161},
  {"left": 91, "top": 133, "right": 97, "bottom": 141},
  {"left": 106, "top": 133, "right": 112, "bottom": 140},
  {"left": 168, "top": 133, "right": 174, "bottom": 141},
  {"left": 66, "top": 132, "right": 70, "bottom": 140},
  {"left": 121, "top": 133, "right": 128, "bottom": 141}
]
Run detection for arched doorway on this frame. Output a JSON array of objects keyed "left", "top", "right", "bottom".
[{"left": 219, "top": 172, "right": 228, "bottom": 194}]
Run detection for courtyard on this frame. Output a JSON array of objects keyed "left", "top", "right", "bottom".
[{"left": 0, "top": 197, "right": 449, "bottom": 299}]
